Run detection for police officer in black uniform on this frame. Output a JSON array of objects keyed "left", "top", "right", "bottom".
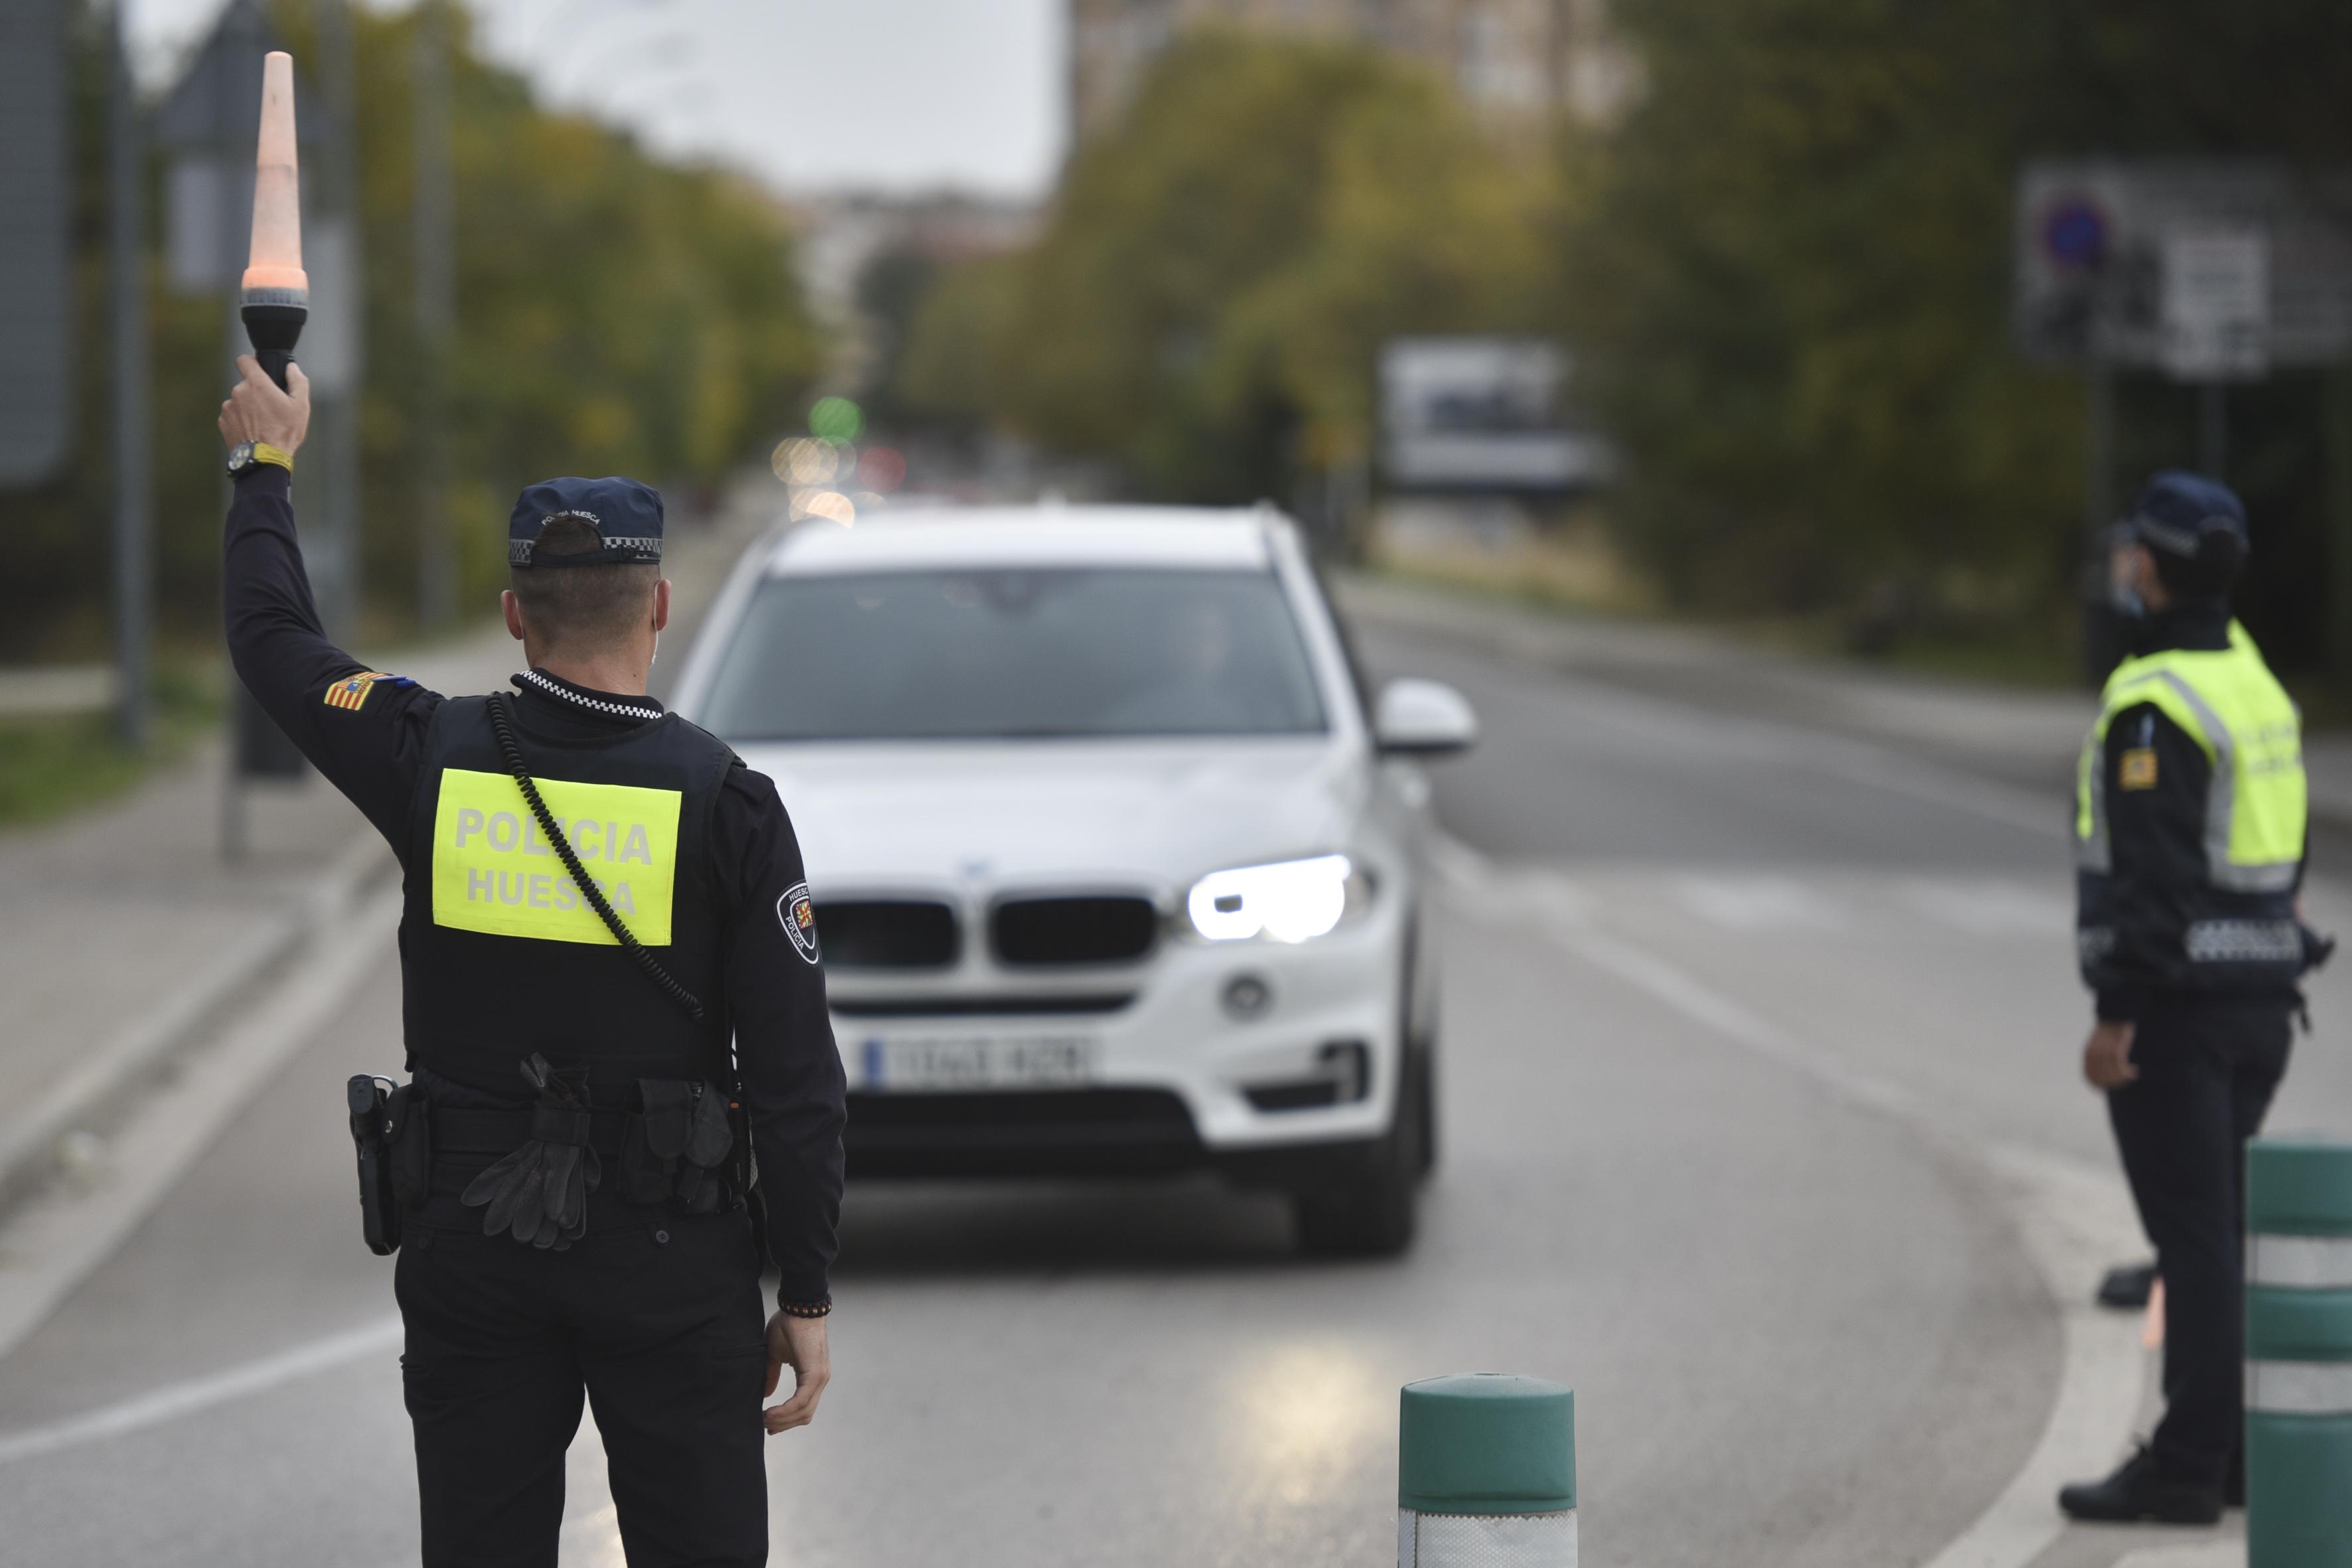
[
  {"left": 2058, "top": 473, "right": 2324, "bottom": 1525},
  {"left": 219, "top": 356, "right": 846, "bottom": 1566}
]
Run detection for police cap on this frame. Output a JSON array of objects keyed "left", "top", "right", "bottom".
[
  {"left": 2122, "top": 471, "right": 2249, "bottom": 562},
  {"left": 509, "top": 477, "right": 665, "bottom": 568}
]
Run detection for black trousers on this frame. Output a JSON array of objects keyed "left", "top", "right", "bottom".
[
  {"left": 2106, "top": 998, "right": 2293, "bottom": 1486},
  {"left": 395, "top": 1201, "right": 770, "bottom": 1567}
]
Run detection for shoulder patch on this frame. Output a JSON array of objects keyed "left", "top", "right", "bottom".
[
  {"left": 778, "top": 882, "right": 821, "bottom": 964},
  {"left": 323, "top": 670, "right": 411, "bottom": 712},
  {"left": 2119, "top": 747, "right": 2159, "bottom": 790}
]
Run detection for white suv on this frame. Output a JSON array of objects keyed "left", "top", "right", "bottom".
[{"left": 671, "top": 505, "right": 1475, "bottom": 1253}]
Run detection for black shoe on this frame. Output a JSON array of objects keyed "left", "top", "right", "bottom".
[
  {"left": 2058, "top": 1447, "right": 2223, "bottom": 1525},
  {"left": 2224, "top": 1447, "right": 2244, "bottom": 1510},
  {"left": 2096, "top": 1261, "right": 2159, "bottom": 1310}
]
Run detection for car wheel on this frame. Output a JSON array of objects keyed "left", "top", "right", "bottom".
[{"left": 1293, "top": 1047, "right": 1427, "bottom": 1258}]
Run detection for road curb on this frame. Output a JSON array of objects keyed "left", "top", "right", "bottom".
[
  {"left": 0, "top": 834, "right": 394, "bottom": 1219},
  {"left": 1342, "top": 572, "right": 2352, "bottom": 834}
]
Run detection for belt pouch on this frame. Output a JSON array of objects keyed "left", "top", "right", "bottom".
[
  {"left": 623, "top": 1079, "right": 696, "bottom": 1205},
  {"left": 678, "top": 1085, "right": 735, "bottom": 1214}
]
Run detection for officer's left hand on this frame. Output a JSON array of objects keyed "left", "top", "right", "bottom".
[
  {"left": 2082, "top": 1020, "right": 2138, "bottom": 1091},
  {"left": 218, "top": 354, "right": 311, "bottom": 454},
  {"left": 763, "top": 1310, "right": 830, "bottom": 1434}
]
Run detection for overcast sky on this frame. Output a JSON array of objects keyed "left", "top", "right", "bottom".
[{"left": 131, "top": 0, "right": 1069, "bottom": 199}]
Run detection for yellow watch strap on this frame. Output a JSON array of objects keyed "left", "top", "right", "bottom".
[{"left": 251, "top": 441, "right": 295, "bottom": 473}]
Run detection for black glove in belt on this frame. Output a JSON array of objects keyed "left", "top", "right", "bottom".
[{"left": 461, "top": 1054, "right": 603, "bottom": 1249}]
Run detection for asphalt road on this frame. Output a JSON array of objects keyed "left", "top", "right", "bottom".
[{"left": 3, "top": 604, "right": 2348, "bottom": 1567}]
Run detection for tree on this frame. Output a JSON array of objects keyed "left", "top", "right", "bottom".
[
  {"left": 1, "top": 0, "right": 819, "bottom": 661},
  {"left": 900, "top": 31, "right": 1553, "bottom": 503},
  {"left": 1563, "top": 0, "right": 2352, "bottom": 648}
]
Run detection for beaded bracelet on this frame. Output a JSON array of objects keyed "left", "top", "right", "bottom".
[{"left": 778, "top": 1298, "right": 832, "bottom": 1319}]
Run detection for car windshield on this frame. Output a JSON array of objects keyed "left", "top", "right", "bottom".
[{"left": 700, "top": 566, "right": 1330, "bottom": 741}]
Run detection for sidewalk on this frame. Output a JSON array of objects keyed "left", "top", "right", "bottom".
[
  {"left": 0, "top": 484, "right": 778, "bottom": 1215},
  {"left": 1340, "top": 572, "right": 2352, "bottom": 827}
]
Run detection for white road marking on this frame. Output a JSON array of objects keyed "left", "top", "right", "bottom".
[
  {"left": 1676, "top": 875, "right": 1849, "bottom": 931},
  {"left": 0, "top": 1314, "right": 400, "bottom": 1466},
  {"left": 1901, "top": 880, "right": 2075, "bottom": 939},
  {"left": 1439, "top": 838, "right": 2148, "bottom": 1568},
  {"left": 2113, "top": 1543, "right": 2243, "bottom": 1567},
  {"left": 0, "top": 884, "right": 401, "bottom": 1364}
]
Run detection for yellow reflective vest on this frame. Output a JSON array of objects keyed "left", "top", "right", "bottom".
[{"left": 2075, "top": 620, "right": 2310, "bottom": 990}]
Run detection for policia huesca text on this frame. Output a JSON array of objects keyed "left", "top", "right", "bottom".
[
  {"left": 219, "top": 357, "right": 847, "bottom": 1567},
  {"left": 2059, "top": 472, "right": 2332, "bottom": 1526}
]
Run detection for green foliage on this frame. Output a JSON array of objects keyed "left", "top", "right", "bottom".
[
  {"left": 1565, "top": 0, "right": 2352, "bottom": 624},
  {"left": 1559, "top": 0, "right": 2076, "bottom": 612},
  {"left": 327, "top": 3, "right": 818, "bottom": 625},
  {"left": 2, "top": 1, "right": 817, "bottom": 661},
  {"left": 900, "top": 31, "right": 1553, "bottom": 501}
]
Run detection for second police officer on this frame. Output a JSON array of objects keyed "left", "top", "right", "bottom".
[
  {"left": 218, "top": 356, "right": 847, "bottom": 1566},
  {"left": 2060, "top": 472, "right": 2328, "bottom": 1525}
]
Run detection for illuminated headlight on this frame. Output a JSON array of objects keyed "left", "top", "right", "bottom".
[{"left": 1186, "top": 854, "right": 1365, "bottom": 943}]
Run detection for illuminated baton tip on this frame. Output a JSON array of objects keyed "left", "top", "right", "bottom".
[{"left": 242, "top": 50, "right": 307, "bottom": 305}]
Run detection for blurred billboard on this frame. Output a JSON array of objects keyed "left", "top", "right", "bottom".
[
  {"left": 2015, "top": 160, "right": 2352, "bottom": 378},
  {"left": 1378, "top": 337, "right": 1610, "bottom": 494}
]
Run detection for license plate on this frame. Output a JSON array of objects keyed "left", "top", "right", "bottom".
[{"left": 860, "top": 1035, "right": 1098, "bottom": 1091}]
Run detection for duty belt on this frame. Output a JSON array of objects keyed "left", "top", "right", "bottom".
[{"left": 431, "top": 1105, "right": 630, "bottom": 1162}]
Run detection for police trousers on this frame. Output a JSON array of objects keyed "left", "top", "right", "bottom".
[
  {"left": 395, "top": 1203, "right": 769, "bottom": 1567},
  {"left": 2106, "top": 997, "right": 2293, "bottom": 1486}
]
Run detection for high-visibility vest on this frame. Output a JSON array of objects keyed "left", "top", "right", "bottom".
[
  {"left": 401, "top": 695, "right": 738, "bottom": 1098},
  {"left": 2075, "top": 620, "right": 2308, "bottom": 988}
]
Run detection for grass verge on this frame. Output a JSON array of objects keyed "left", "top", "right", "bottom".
[{"left": 0, "top": 666, "right": 220, "bottom": 830}]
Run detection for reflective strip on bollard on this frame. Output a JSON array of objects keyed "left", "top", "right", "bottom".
[
  {"left": 2246, "top": 1360, "right": 2352, "bottom": 1416},
  {"left": 2245, "top": 1137, "right": 2352, "bottom": 1568},
  {"left": 1397, "top": 1508, "right": 1577, "bottom": 1568},
  {"left": 2248, "top": 1234, "right": 2352, "bottom": 1289}
]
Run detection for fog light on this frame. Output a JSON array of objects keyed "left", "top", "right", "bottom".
[
  {"left": 1221, "top": 973, "right": 1274, "bottom": 1020},
  {"left": 1320, "top": 1040, "right": 1370, "bottom": 1103}
]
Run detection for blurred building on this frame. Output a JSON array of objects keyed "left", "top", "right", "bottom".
[
  {"left": 781, "top": 191, "right": 1041, "bottom": 399},
  {"left": 1069, "top": 0, "right": 1637, "bottom": 141}
]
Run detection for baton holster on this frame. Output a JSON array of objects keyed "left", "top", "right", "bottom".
[{"left": 347, "top": 1075, "right": 418, "bottom": 1256}]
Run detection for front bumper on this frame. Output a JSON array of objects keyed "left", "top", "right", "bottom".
[{"left": 831, "top": 898, "right": 1408, "bottom": 1178}]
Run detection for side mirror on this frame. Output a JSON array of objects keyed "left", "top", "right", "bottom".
[{"left": 1373, "top": 678, "right": 1477, "bottom": 757}]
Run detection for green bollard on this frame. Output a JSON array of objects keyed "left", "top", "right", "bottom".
[
  {"left": 2246, "top": 1137, "right": 2352, "bottom": 1568},
  {"left": 1398, "top": 1374, "right": 1576, "bottom": 1567}
]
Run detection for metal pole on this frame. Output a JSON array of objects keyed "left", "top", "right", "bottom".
[
  {"left": 219, "top": 0, "right": 257, "bottom": 860},
  {"left": 412, "top": 0, "right": 455, "bottom": 629},
  {"left": 2086, "top": 360, "right": 2114, "bottom": 534},
  {"left": 2199, "top": 382, "right": 2227, "bottom": 480},
  {"left": 2078, "top": 360, "right": 2120, "bottom": 687},
  {"left": 2328, "top": 367, "right": 2352, "bottom": 689},
  {"left": 108, "top": 0, "right": 151, "bottom": 751},
  {"left": 315, "top": 0, "right": 362, "bottom": 640}
]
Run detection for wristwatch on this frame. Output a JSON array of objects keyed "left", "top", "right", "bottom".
[{"left": 226, "top": 440, "right": 294, "bottom": 479}]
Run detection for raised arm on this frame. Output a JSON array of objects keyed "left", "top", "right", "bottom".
[{"left": 219, "top": 356, "right": 442, "bottom": 850}]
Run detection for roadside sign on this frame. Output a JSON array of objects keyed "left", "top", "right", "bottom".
[
  {"left": 0, "top": 0, "right": 75, "bottom": 487},
  {"left": 2015, "top": 160, "right": 2352, "bottom": 377},
  {"left": 2161, "top": 228, "right": 2270, "bottom": 382},
  {"left": 1378, "top": 337, "right": 1610, "bottom": 493}
]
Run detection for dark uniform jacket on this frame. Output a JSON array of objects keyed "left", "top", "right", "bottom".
[
  {"left": 2081, "top": 601, "right": 2307, "bottom": 1026},
  {"left": 224, "top": 466, "right": 846, "bottom": 1308}
]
